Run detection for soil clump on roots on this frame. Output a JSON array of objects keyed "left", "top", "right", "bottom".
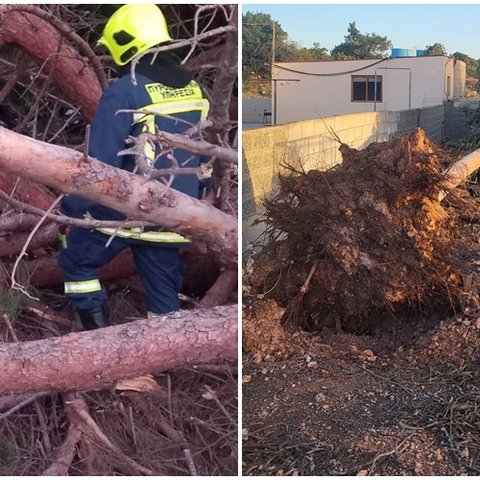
[{"left": 247, "top": 128, "right": 461, "bottom": 334}]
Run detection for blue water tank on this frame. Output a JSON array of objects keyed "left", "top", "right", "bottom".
[{"left": 391, "top": 48, "right": 417, "bottom": 58}]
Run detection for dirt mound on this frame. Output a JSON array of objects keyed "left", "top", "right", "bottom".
[{"left": 247, "top": 129, "right": 461, "bottom": 333}]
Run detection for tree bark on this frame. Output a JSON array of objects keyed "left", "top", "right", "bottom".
[
  {"left": 0, "top": 223, "right": 58, "bottom": 257},
  {"left": 0, "top": 171, "right": 56, "bottom": 211},
  {"left": 5, "top": 250, "right": 137, "bottom": 287},
  {"left": 0, "top": 305, "right": 237, "bottom": 396},
  {"left": 41, "top": 393, "right": 83, "bottom": 476},
  {"left": 0, "top": 10, "right": 101, "bottom": 120},
  {"left": 0, "top": 127, "right": 237, "bottom": 267},
  {"left": 3, "top": 249, "right": 219, "bottom": 301},
  {"left": 200, "top": 269, "right": 237, "bottom": 307}
]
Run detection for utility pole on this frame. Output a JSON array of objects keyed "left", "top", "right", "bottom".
[
  {"left": 271, "top": 20, "right": 276, "bottom": 125},
  {"left": 271, "top": 20, "right": 276, "bottom": 69}
]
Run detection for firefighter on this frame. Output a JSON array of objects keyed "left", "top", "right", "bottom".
[{"left": 58, "top": 4, "right": 210, "bottom": 330}]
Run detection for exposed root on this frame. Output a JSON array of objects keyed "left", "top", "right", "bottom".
[{"left": 247, "top": 128, "right": 462, "bottom": 333}]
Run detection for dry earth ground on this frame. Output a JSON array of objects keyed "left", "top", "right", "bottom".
[{"left": 243, "top": 229, "right": 480, "bottom": 476}]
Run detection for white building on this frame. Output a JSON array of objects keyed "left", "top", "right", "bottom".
[{"left": 272, "top": 55, "right": 466, "bottom": 124}]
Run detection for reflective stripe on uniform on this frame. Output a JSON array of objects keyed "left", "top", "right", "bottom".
[
  {"left": 134, "top": 81, "right": 210, "bottom": 164},
  {"left": 65, "top": 279, "right": 102, "bottom": 294},
  {"left": 84, "top": 212, "right": 191, "bottom": 244},
  {"left": 137, "top": 79, "right": 209, "bottom": 122},
  {"left": 95, "top": 226, "right": 191, "bottom": 243},
  {"left": 133, "top": 99, "right": 210, "bottom": 123}
]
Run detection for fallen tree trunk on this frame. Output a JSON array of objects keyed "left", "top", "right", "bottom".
[
  {"left": 0, "top": 305, "right": 237, "bottom": 396},
  {"left": 0, "top": 8, "right": 102, "bottom": 120},
  {"left": 0, "top": 171, "right": 57, "bottom": 211},
  {"left": 0, "top": 223, "right": 58, "bottom": 257},
  {"left": 442, "top": 147, "right": 480, "bottom": 194},
  {"left": 5, "top": 249, "right": 219, "bottom": 298},
  {"left": 5, "top": 250, "right": 137, "bottom": 286},
  {"left": 0, "top": 127, "right": 237, "bottom": 267}
]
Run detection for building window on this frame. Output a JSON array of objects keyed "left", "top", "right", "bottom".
[{"left": 352, "top": 75, "right": 382, "bottom": 102}]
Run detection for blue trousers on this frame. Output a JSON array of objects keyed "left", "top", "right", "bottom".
[{"left": 57, "top": 228, "right": 184, "bottom": 314}]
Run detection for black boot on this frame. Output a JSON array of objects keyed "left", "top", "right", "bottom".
[{"left": 76, "top": 304, "right": 110, "bottom": 330}]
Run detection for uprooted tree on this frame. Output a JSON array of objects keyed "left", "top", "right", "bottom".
[
  {"left": 245, "top": 128, "right": 480, "bottom": 337},
  {"left": 0, "top": 4, "right": 237, "bottom": 476}
]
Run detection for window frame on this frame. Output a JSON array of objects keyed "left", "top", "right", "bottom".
[{"left": 351, "top": 75, "right": 383, "bottom": 103}]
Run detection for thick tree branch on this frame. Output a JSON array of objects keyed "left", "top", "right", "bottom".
[
  {"left": 0, "top": 127, "right": 237, "bottom": 267},
  {"left": 200, "top": 269, "right": 237, "bottom": 307},
  {"left": 0, "top": 305, "right": 237, "bottom": 396},
  {"left": 0, "top": 222, "right": 57, "bottom": 257},
  {"left": 41, "top": 393, "right": 83, "bottom": 476},
  {"left": 0, "top": 171, "right": 56, "bottom": 211},
  {"left": 0, "top": 189, "right": 155, "bottom": 230},
  {"left": 1, "top": 250, "right": 137, "bottom": 287},
  {"left": 0, "top": 10, "right": 101, "bottom": 120},
  {"left": 0, "top": 4, "right": 107, "bottom": 90}
]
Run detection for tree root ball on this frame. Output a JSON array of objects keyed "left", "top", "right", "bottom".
[{"left": 248, "top": 128, "right": 460, "bottom": 332}]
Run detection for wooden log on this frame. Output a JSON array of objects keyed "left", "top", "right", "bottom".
[
  {"left": 0, "top": 10, "right": 101, "bottom": 120},
  {"left": 0, "top": 171, "right": 56, "bottom": 213},
  {"left": 0, "top": 127, "right": 237, "bottom": 267},
  {"left": 7, "top": 250, "right": 137, "bottom": 287},
  {"left": 441, "top": 148, "right": 480, "bottom": 200},
  {"left": 0, "top": 223, "right": 58, "bottom": 257},
  {"left": 0, "top": 305, "right": 237, "bottom": 396}
]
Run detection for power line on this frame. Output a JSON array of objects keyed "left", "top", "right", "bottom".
[{"left": 274, "top": 58, "right": 388, "bottom": 77}]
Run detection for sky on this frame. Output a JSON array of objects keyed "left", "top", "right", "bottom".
[{"left": 243, "top": 4, "right": 480, "bottom": 59}]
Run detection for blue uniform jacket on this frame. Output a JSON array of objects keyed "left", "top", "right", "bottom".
[{"left": 62, "top": 55, "right": 208, "bottom": 228}]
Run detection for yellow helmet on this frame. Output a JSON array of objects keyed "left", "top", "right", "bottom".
[{"left": 98, "top": 4, "right": 173, "bottom": 66}]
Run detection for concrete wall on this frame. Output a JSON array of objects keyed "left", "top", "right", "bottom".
[
  {"left": 273, "top": 56, "right": 464, "bottom": 124},
  {"left": 243, "top": 98, "right": 271, "bottom": 130},
  {"left": 243, "top": 105, "right": 444, "bottom": 246}
]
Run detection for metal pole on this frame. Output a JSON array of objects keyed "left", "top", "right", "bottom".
[
  {"left": 271, "top": 21, "right": 276, "bottom": 125},
  {"left": 272, "top": 21, "right": 276, "bottom": 69},
  {"left": 408, "top": 69, "right": 412, "bottom": 109}
]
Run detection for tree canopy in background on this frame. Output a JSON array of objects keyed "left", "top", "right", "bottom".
[
  {"left": 425, "top": 42, "right": 448, "bottom": 56},
  {"left": 331, "top": 21, "right": 392, "bottom": 60},
  {"left": 453, "top": 51, "right": 479, "bottom": 78},
  {"left": 242, "top": 11, "right": 330, "bottom": 79}
]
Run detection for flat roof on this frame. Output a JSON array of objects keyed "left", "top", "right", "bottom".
[{"left": 274, "top": 55, "right": 450, "bottom": 66}]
